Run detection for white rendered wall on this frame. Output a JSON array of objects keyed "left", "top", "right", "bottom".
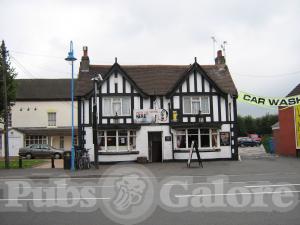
[{"left": 11, "top": 101, "right": 78, "bottom": 128}]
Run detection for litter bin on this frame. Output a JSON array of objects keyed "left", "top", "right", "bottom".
[{"left": 63, "top": 151, "right": 71, "bottom": 170}]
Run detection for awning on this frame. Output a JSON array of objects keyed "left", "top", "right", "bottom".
[
  {"left": 170, "top": 122, "right": 222, "bottom": 129},
  {"left": 14, "top": 127, "right": 78, "bottom": 136}
]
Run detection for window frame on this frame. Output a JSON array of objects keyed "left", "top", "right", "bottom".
[
  {"left": 182, "top": 96, "right": 210, "bottom": 115},
  {"left": 25, "top": 135, "right": 47, "bottom": 147},
  {"left": 102, "top": 97, "right": 131, "bottom": 116},
  {"left": 48, "top": 112, "right": 56, "bottom": 126},
  {"left": 98, "top": 130, "right": 136, "bottom": 152},
  {"left": 174, "top": 128, "right": 220, "bottom": 150}
]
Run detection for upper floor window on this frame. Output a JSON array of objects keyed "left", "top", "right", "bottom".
[
  {"left": 48, "top": 112, "right": 56, "bottom": 126},
  {"left": 183, "top": 96, "right": 210, "bottom": 114},
  {"left": 103, "top": 97, "right": 131, "bottom": 116}
]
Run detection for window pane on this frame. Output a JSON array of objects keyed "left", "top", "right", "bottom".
[
  {"left": 119, "top": 130, "right": 127, "bottom": 136},
  {"left": 129, "top": 136, "right": 136, "bottom": 150},
  {"left": 103, "top": 99, "right": 111, "bottom": 116},
  {"left": 201, "top": 96, "right": 209, "bottom": 114},
  {"left": 176, "top": 129, "right": 185, "bottom": 135},
  {"left": 122, "top": 98, "right": 131, "bottom": 115},
  {"left": 48, "top": 112, "right": 56, "bottom": 126},
  {"left": 119, "top": 136, "right": 128, "bottom": 146},
  {"left": 183, "top": 97, "right": 191, "bottom": 114},
  {"left": 98, "top": 131, "right": 105, "bottom": 136},
  {"left": 107, "top": 137, "right": 116, "bottom": 146},
  {"left": 201, "top": 135, "right": 210, "bottom": 147},
  {"left": 188, "top": 135, "right": 198, "bottom": 148},
  {"left": 188, "top": 129, "right": 198, "bottom": 134},
  {"left": 176, "top": 135, "right": 186, "bottom": 148},
  {"left": 192, "top": 101, "right": 200, "bottom": 114},
  {"left": 107, "top": 130, "right": 116, "bottom": 136},
  {"left": 200, "top": 129, "right": 209, "bottom": 134},
  {"left": 212, "top": 133, "right": 218, "bottom": 147},
  {"left": 98, "top": 136, "right": 105, "bottom": 146},
  {"left": 130, "top": 130, "right": 136, "bottom": 136},
  {"left": 112, "top": 102, "right": 121, "bottom": 116}
]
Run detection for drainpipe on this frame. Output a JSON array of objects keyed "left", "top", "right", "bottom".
[{"left": 168, "top": 102, "right": 175, "bottom": 160}]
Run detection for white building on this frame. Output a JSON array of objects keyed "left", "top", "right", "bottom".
[
  {"left": 1, "top": 79, "right": 78, "bottom": 156},
  {"left": 76, "top": 47, "right": 238, "bottom": 163}
]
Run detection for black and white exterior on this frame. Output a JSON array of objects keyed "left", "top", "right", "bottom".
[{"left": 76, "top": 48, "right": 238, "bottom": 163}]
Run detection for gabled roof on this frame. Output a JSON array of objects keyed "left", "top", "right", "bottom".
[
  {"left": 287, "top": 83, "right": 300, "bottom": 97},
  {"left": 75, "top": 63, "right": 238, "bottom": 97},
  {"left": 16, "top": 79, "right": 72, "bottom": 101}
]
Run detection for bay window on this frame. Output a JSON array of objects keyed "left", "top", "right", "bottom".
[
  {"left": 98, "top": 130, "right": 136, "bottom": 152},
  {"left": 25, "top": 135, "right": 47, "bottom": 147},
  {"left": 103, "top": 97, "right": 131, "bottom": 116},
  {"left": 183, "top": 96, "right": 210, "bottom": 114},
  {"left": 174, "top": 128, "right": 220, "bottom": 150}
]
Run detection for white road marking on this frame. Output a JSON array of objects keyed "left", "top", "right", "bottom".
[
  {"left": 163, "top": 180, "right": 269, "bottom": 186},
  {"left": 0, "top": 197, "right": 110, "bottom": 201},
  {"left": 13, "top": 185, "right": 114, "bottom": 189},
  {"left": 175, "top": 190, "right": 300, "bottom": 198},
  {"left": 245, "top": 183, "right": 300, "bottom": 188}
]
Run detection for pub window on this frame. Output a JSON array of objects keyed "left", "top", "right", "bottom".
[
  {"left": 174, "top": 128, "right": 219, "bottom": 150},
  {"left": 183, "top": 96, "right": 210, "bottom": 114},
  {"left": 176, "top": 129, "right": 186, "bottom": 148},
  {"left": 48, "top": 112, "right": 56, "bottom": 126},
  {"left": 98, "top": 130, "right": 136, "bottom": 152},
  {"left": 102, "top": 97, "right": 131, "bottom": 116}
]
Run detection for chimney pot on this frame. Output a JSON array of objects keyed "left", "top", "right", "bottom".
[
  {"left": 83, "top": 46, "right": 88, "bottom": 57},
  {"left": 217, "top": 50, "right": 222, "bottom": 57},
  {"left": 80, "top": 46, "right": 90, "bottom": 72},
  {"left": 215, "top": 50, "right": 225, "bottom": 65}
]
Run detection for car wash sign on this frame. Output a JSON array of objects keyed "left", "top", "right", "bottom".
[
  {"left": 238, "top": 91, "right": 300, "bottom": 107},
  {"left": 134, "top": 109, "right": 169, "bottom": 124}
]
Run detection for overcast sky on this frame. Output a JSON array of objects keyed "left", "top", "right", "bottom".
[{"left": 1, "top": 0, "right": 300, "bottom": 117}]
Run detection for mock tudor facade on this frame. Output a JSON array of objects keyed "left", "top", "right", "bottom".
[{"left": 76, "top": 47, "right": 238, "bottom": 163}]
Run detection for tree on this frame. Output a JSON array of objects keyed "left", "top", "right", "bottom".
[
  {"left": 237, "top": 113, "right": 278, "bottom": 136},
  {"left": 0, "top": 40, "right": 17, "bottom": 123},
  {"left": 237, "top": 115, "right": 247, "bottom": 136}
]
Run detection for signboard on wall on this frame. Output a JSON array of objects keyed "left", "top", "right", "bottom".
[
  {"left": 220, "top": 132, "right": 230, "bottom": 146},
  {"left": 295, "top": 105, "right": 300, "bottom": 149},
  {"left": 134, "top": 109, "right": 169, "bottom": 124}
]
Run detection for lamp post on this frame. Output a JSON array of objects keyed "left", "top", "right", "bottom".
[
  {"left": 91, "top": 74, "right": 103, "bottom": 169},
  {"left": 65, "top": 41, "right": 77, "bottom": 171}
]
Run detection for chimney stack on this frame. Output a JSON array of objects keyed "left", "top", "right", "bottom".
[
  {"left": 215, "top": 50, "right": 226, "bottom": 65},
  {"left": 80, "top": 46, "right": 90, "bottom": 72}
]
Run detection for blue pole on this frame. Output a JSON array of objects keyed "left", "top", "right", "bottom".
[{"left": 71, "top": 59, "right": 75, "bottom": 171}]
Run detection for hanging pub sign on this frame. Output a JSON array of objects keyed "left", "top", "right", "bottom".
[
  {"left": 238, "top": 91, "right": 300, "bottom": 107},
  {"left": 171, "top": 110, "right": 179, "bottom": 122},
  {"left": 134, "top": 109, "right": 169, "bottom": 124}
]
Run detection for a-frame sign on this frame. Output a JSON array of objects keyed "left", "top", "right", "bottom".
[{"left": 187, "top": 141, "right": 203, "bottom": 168}]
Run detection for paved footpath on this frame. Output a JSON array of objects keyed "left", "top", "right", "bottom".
[{"left": 239, "top": 145, "right": 277, "bottom": 159}]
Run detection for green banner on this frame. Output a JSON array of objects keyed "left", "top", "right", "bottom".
[{"left": 238, "top": 91, "right": 300, "bottom": 107}]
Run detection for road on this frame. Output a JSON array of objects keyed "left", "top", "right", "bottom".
[{"left": 0, "top": 155, "right": 299, "bottom": 225}]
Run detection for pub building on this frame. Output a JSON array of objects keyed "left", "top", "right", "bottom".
[{"left": 75, "top": 47, "right": 238, "bottom": 163}]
